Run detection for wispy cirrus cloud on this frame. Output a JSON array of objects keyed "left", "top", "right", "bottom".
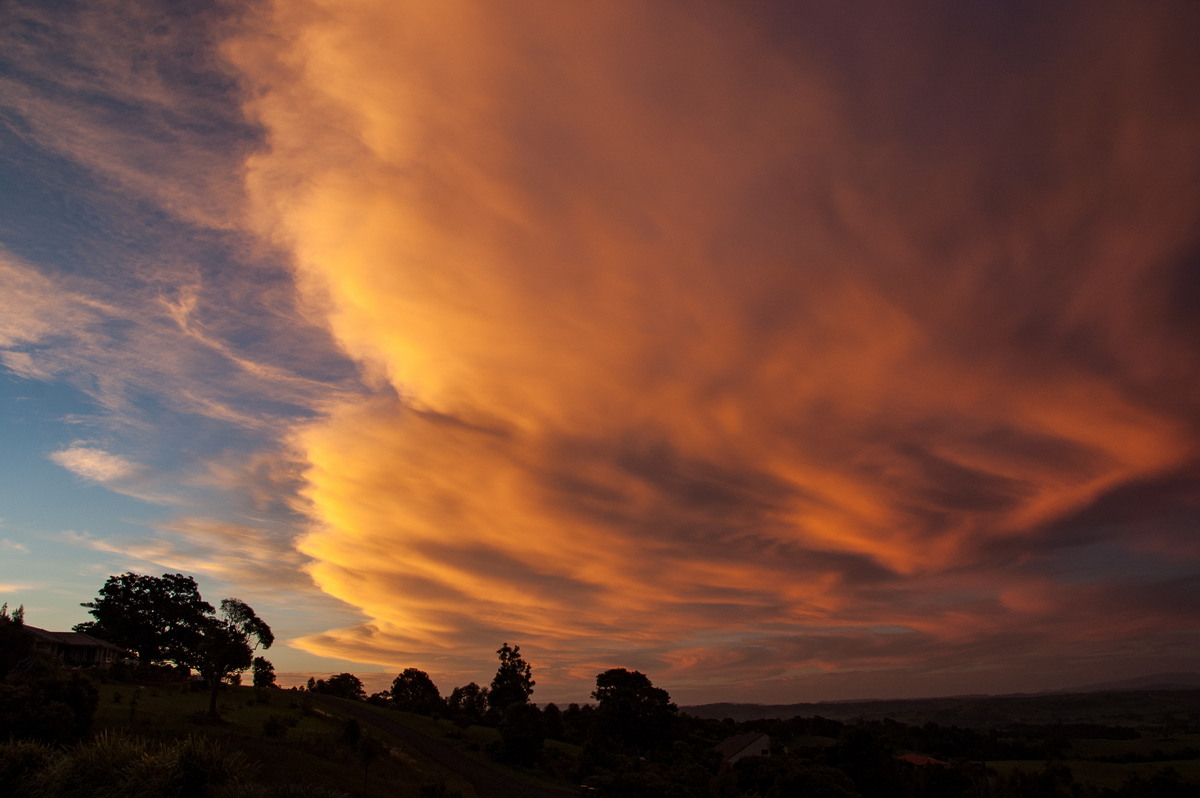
[{"left": 49, "top": 444, "right": 140, "bottom": 483}]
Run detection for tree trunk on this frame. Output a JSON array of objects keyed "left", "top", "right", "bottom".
[{"left": 208, "top": 674, "right": 220, "bottom": 719}]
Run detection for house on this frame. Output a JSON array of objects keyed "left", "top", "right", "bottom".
[
  {"left": 25, "top": 626, "right": 127, "bottom": 667},
  {"left": 715, "top": 731, "right": 772, "bottom": 763},
  {"left": 896, "top": 752, "right": 948, "bottom": 767}
]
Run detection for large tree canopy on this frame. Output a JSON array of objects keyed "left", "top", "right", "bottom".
[
  {"left": 591, "top": 668, "right": 678, "bottom": 751},
  {"left": 391, "top": 667, "right": 443, "bottom": 715},
  {"left": 310, "top": 672, "right": 366, "bottom": 701},
  {"left": 181, "top": 598, "right": 274, "bottom": 718},
  {"left": 75, "top": 573, "right": 213, "bottom": 666},
  {"left": 448, "top": 682, "right": 489, "bottom": 724},
  {"left": 488, "top": 642, "right": 534, "bottom": 712},
  {"left": 75, "top": 573, "right": 271, "bottom": 718}
]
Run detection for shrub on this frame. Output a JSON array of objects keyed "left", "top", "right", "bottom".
[
  {"left": 24, "top": 731, "right": 253, "bottom": 798},
  {"left": 262, "top": 715, "right": 289, "bottom": 739},
  {"left": 0, "top": 668, "right": 99, "bottom": 743},
  {"left": 136, "top": 735, "right": 252, "bottom": 798},
  {"left": 219, "top": 785, "right": 349, "bottom": 798},
  {"left": 30, "top": 731, "right": 147, "bottom": 798},
  {"left": 0, "top": 739, "right": 55, "bottom": 798}
]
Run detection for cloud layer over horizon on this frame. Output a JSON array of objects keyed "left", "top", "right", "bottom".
[{"left": 3, "top": 0, "right": 1199, "bottom": 702}]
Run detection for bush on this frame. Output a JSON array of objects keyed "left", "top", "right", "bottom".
[
  {"left": 498, "top": 702, "right": 545, "bottom": 765},
  {"left": 137, "top": 735, "right": 252, "bottom": 798},
  {"left": 21, "top": 731, "right": 253, "bottom": 798},
  {"left": 0, "top": 739, "right": 55, "bottom": 798},
  {"left": 0, "top": 667, "right": 99, "bottom": 743},
  {"left": 221, "top": 787, "right": 349, "bottom": 798},
  {"left": 262, "top": 715, "right": 289, "bottom": 739},
  {"left": 30, "top": 731, "right": 148, "bottom": 798}
]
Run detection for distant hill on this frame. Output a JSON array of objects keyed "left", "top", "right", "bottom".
[
  {"left": 1049, "top": 672, "right": 1200, "bottom": 694},
  {"left": 683, "top": 675, "right": 1200, "bottom": 728}
]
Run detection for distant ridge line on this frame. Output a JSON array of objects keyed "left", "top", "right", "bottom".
[
  {"left": 682, "top": 672, "right": 1200, "bottom": 724},
  {"left": 1046, "top": 671, "right": 1200, "bottom": 694}
]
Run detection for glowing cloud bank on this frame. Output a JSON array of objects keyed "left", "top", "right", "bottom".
[
  {"left": 221, "top": 1, "right": 1200, "bottom": 700},
  {"left": 2, "top": 0, "right": 1198, "bottom": 702}
]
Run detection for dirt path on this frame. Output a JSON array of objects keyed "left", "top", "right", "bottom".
[{"left": 312, "top": 696, "right": 574, "bottom": 798}]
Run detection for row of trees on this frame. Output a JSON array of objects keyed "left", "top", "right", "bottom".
[
  {"left": 306, "top": 642, "right": 679, "bottom": 769},
  {"left": 308, "top": 642, "right": 536, "bottom": 715},
  {"left": 297, "top": 650, "right": 1199, "bottom": 797},
  {"left": 73, "top": 572, "right": 274, "bottom": 717}
]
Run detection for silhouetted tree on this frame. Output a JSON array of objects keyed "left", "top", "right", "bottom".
[
  {"left": 499, "top": 702, "right": 545, "bottom": 765},
  {"left": 75, "top": 573, "right": 213, "bottom": 667},
  {"left": 591, "top": 668, "right": 678, "bottom": 751},
  {"left": 0, "top": 603, "right": 34, "bottom": 678},
  {"left": 179, "top": 598, "right": 273, "bottom": 719},
  {"left": 315, "top": 672, "right": 366, "bottom": 700},
  {"left": 542, "top": 702, "right": 565, "bottom": 741},
  {"left": 828, "top": 727, "right": 898, "bottom": 798},
  {"left": 356, "top": 733, "right": 386, "bottom": 795},
  {"left": 488, "top": 642, "right": 534, "bottom": 712},
  {"left": 252, "top": 656, "right": 276, "bottom": 689},
  {"left": 391, "top": 667, "right": 442, "bottom": 715},
  {"left": 563, "top": 702, "right": 594, "bottom": 745},
  {"left": 448, "top": 681, "right": 489, "bottom": 725}
]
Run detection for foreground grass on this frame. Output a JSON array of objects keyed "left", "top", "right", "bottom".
[
  {"left": 92, "top": 681, "right": 463, "bottom": 797},
  {"left": 312, "top": 696, "right": 580, "bottom": 793},
  {"left": 986, "top": 759, "right": 1195, "bottom": 791},
  {"left": 986, "top": 732, "right": 1200, "bottom": 791}
]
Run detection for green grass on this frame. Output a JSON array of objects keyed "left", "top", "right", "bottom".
[
  {"left": 92, "top": 682, "right": 465, "bottom": 797},
  {"left": 987, "top": 758, "right": 1199, "bottom": 791},
  {"left": 313, "top": 697, "right": 579, "bottom": 793},
  {"left": 1066, "top": 732, "right": 1200, "bottom": 759}
]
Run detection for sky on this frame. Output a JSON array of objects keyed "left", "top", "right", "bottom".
[{"left": 2, "top": 0, "right": 1199, "bottom": 706}]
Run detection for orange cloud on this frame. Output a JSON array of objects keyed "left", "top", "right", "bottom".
[{"left": 224, "top": 1, "right": 1200, "bottom": 700}]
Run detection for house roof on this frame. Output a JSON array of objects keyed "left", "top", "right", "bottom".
[
  {"left": 715, "top": 731, "right": 770, "bottom": 760},
  {"left": 896, "top": 752, "right": 948, "bottom": 766},
  {"left": 25, "top": 626, "right": 126, "bottom": 651}
]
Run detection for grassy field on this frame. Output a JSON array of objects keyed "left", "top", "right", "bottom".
[
  {"left": 313, "top": 694, "right": 582, "bottom": 792},
  {"left": 986, "top": 731, "right": 1200, "bottom": 791},
  {"left": 986, "top": 758, "right": 1197, "bottom": 791},
  {"left": 92, "top": 681, "right": 469, "bottom": 797}
]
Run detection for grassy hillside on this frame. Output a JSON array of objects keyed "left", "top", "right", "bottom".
[{"left": 89, "top": 681, "right": 473, "bottom": 797}]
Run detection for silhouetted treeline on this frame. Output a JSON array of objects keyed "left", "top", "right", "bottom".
[
  {"left": 4, "top": 597, "right": 1198, "bottom": 798},
  {"left": 302, "top": 644, "right": 1198, "bottom": 797}
]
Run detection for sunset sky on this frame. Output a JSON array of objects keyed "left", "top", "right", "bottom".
[{"left": 2, "top": 0, "right": 1199, "bottom": 705}]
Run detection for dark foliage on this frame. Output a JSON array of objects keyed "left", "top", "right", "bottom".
[
  {"left": 447, "top": 681, "right": 489, "bottom": 725},
  {"left": 498, "top": 701, "right": 545, "bottom": 765},
  {"left": 488, "top": 642, "right": 534, "bottom": 712},
  {"left": 0, "top": 603, "right": 34, "bottom": 678},
  {"left": 391, "top": 667, "right": 443, "bottom": 715},
  {"left": 590, "top": 668, "right": 679, "bottom": 752},
  {"left": 542, "top": 702, "right": 565, "bottom": 741},
  {"left": 0, "top": 660, "right": 99, "bottom": 744},
  {"left": 562, "top": 702, "right": 595, "bottom": 745},
  {"left": 310, "top": 672, "right": 366, "bottom": 701},
  {"left": 253, "top": 657, "right": 277, "bottom": 689},
  {"left": 76, "top": 573, "right": 213, "bottom": 666}
]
